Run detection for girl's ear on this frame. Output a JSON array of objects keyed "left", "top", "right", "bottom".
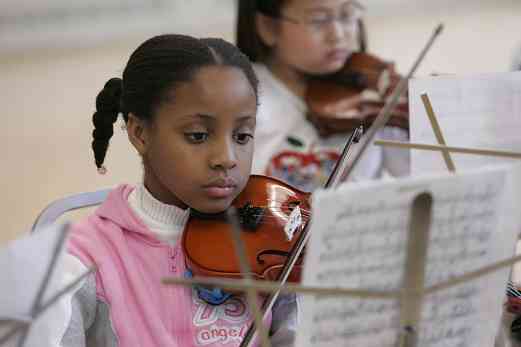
[
  {"left": 255, "top": 13, "right": 279, "bottom": 48},
  {"left": 127, "top": 113, "right": 149, "bottom": 156}
]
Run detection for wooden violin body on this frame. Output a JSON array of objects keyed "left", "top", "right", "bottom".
[
  {"left": 306, "top": 52, "right": 409, "bottom": 137},
  {"left": 182, "top": 175, "right": 311, "bottom": 283}
]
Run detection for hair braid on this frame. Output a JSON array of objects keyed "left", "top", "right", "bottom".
[{"left": 91, "top": 77, "right": 122, "bottom": 170}]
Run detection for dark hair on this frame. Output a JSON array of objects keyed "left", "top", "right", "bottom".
[
  {"left": 91, "top": 34, "right": 259, "bottom": 170},
  {"left": 236, "top": 0, "right": 367, "bottom": 62}
]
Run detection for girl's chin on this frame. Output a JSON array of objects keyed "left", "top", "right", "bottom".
[{"left": 194, "top": 200, "right": 234, "bottom": 215}]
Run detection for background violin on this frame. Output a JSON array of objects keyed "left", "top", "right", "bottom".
[{"left": 305, "top": 51, "right": 409, "bottom": 137}]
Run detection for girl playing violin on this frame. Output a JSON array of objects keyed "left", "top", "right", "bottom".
[
  {"left": 237, "top": 0, "right": 410, "bottom": 191},
  {"left": 52, "top": 34, "right": 298, "bottom": 347}
]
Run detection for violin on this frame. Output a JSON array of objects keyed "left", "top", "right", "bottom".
[
  {"left": 182, "top": 175, "right": 311, "bottom": 285},
  {"left": 305, "top": 52, "right": 409, "bottom": 137}
]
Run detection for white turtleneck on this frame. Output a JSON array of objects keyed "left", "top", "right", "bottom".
[{"left": 127, "top": 183, "right": 190, "bottom": 244}]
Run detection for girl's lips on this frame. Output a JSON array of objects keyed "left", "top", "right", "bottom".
[
  {"left": 203, "top": 177, "right": 237, "bottom": 198},
  {"left": 202, "top": 186, "right": 236, "bottom": 198}
]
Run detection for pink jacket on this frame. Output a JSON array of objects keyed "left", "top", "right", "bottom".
[{"left": 68, "top": 185, "right": 274, "bottom": 347}]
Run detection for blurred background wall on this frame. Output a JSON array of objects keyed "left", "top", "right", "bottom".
[{"left": 1, "top": 0, "right": 520, "bottom": 243}]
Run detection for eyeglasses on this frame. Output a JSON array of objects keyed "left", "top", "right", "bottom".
[{"left": 279, "top": 1, "right": 365, "bottom": 32}]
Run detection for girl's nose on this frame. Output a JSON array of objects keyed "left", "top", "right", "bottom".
[
  {"left": 325, "top": 20, "right": 347, "bottom": 43},
  {"left": 209, "top": 138, "right": 238, "bottom": 171}
]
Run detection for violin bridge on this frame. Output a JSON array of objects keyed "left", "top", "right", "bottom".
[{"left": 284, "top": 206, "right": 302, "bottom": 241}]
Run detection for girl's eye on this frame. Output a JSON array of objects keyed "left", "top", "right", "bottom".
[
  {"left": 185, "top": 132, "right": 209, "bottom": 144},
  {"left": 234, "top": 132, "right": 254, "bottom": 145}
]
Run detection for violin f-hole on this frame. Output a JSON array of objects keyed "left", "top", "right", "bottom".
[{"left": 256, "top": 250, "right": 291, "bottom": 265}]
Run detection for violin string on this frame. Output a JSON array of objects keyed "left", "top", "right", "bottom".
[
  {"left": 231, "top": 205, "right": 311, "bottom": 214},
  {"left": 237, "top": 200, "right": 312, "bottom": 210},
  {"left": 236, "top": 199, "right": 309, "bottom": 205},
  {"left": 195, "top": 212, "right": 311, "bottom": 225},
  {"left": 233, "top": 208, "right": 311, "bottom": 216},
  {"left": 193, "top": 216, "right": 311, "bottom": 225},
  {"left": 217, "top": 213, "right": 312, "bottom": 222},
  {"left": 240, "top": 207, "right": 311, "bottom": 214},
  {"left": 194, "top": 209, "right": 311, "bottom": 219},
  {"left": 219, "top": 214, "right": 311, "bottom": 220}
]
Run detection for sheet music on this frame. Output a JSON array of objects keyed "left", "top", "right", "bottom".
[
  {"left": 409, "top": 71, "right": 521, "bottom": 174},
  {"left": 296, "top": 165, "right": 521, "bottom": 347},
  {"left": 0, "top": 223, "right": 71, "bottom": 346}
]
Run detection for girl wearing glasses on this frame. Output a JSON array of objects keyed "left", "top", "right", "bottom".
[{"left": 237, "top": 0, "right": 410, "bottom": 191}]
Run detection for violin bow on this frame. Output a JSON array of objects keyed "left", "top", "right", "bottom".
[
  {"left": 324, "top": 125, "right": 364, "bottom": 188},
  {"left": 238, "top": 23, "right": 444, "bottom": 347},
  {"left": 237, "top": 125, "right": 363, "bottom": 347}
]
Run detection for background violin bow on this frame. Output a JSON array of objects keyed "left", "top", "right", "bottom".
[{"left": 326, "top": 125, "right": 364, "bottom": 189}]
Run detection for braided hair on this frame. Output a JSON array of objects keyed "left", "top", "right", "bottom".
[{"left": 91, "top": 34, "right": 259, "bottom": 171}]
